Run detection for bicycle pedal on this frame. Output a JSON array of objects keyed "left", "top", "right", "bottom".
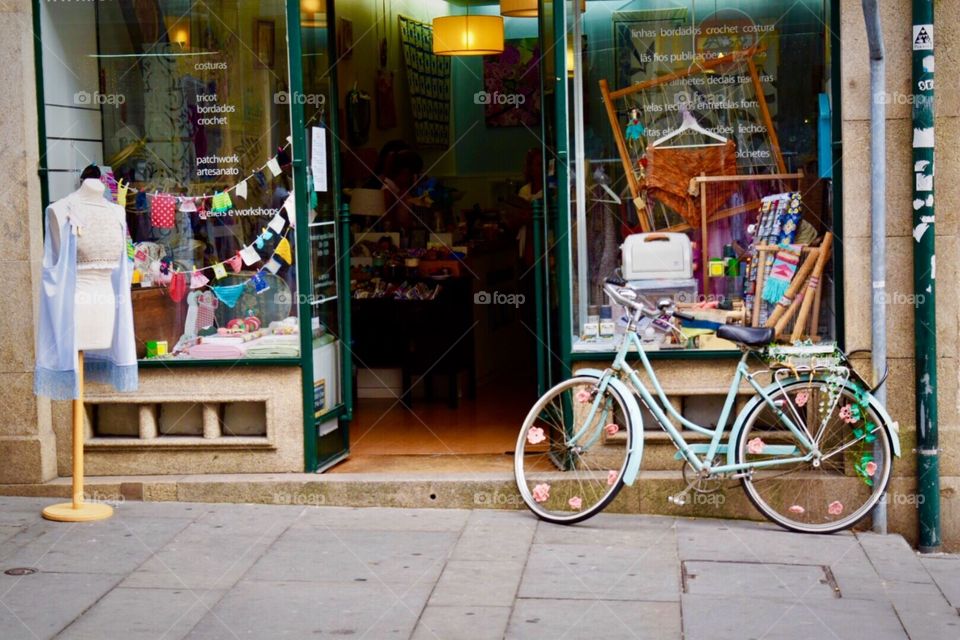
[{"left": 668, "top": 493, "right": 688, "bottom": 506}]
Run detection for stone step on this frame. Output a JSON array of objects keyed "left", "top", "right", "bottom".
[{"left": 1, "top": 470, "right": 910, "bottom": 532}]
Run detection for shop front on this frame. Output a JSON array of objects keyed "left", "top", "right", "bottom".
[{"left": 29, "top": 0, "right": 839, "bottom": 477}]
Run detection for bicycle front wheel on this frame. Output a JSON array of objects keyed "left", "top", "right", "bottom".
[
  {"left": 514, "top": 376, "right": 634, "bottom": 524},
  {"left": 735, "top": 379, "right": 893, "bottom": 533}
]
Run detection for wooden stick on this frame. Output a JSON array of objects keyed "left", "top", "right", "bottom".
[
  {"left": 746, "top": 57, "right": 786, "bottom": 173},
  {"left": 690, "top": 172, "right": 803, "bottom": 185},
  {"left": 752, "top": 249, "right": 769, "bottom": 326},
  {"left": 766, "top": 248, "right": 820, "bottom": 329},
  {"left": 700, "top": 172, "right": 709, "bottom": 294},
  {"left": 608, "top": 46, "right": 763, "bottom": 99},
  {"left": 756, "top": 244, "right": 817, "bottom": 253},
  {"left": 810, "top": 273, "right": 823, "bottom": 337},
  {"left": 790, "top": 232, "right": 833, "bottom": 342},
  {"left": 774, "top": 285, "right": 807, "bottom": 339},
  {"left": 73, "top": 351, "right": 85, "bottom": 509},
  {"left": 599, "top": 79, "right": 649, "bottom": 232}
]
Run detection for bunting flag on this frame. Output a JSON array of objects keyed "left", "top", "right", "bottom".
[
  {"left": 190, "top": 270, "right": 210, "bottom": 290},
  {"left": 225, "top": 254, "right": 243, "bottom": 272},
  {"left": 255, "top": 229, "right": 274, "bottom": 249},
  {"left": 211, "top": 283, "right": 246, "bottom": 308},
  {"left": 268, "top": 213, "right": 286, "bottom": 233},
  {"left": 179, "top": 196, "right": 197, "bottom": 213},
  {"left": 264, "top": 257, "right": 282, "bottom": 274},
  {"left": 275, "top": 237, "right": 293, "bottom": 264},
  {"left": 117, "top": 180, "right": 129, "bottom": 207},
  {"left": 212, "top": 262, "right": 228, "bottom": 280},
  {"left": 211, "top": 191, "right": 233, "bottom": 213},
  {"left": 265, "top": 157, "right": 282, "bottom": 177},
  {"left": 240, "top": 245, "right": 261, "bottom": 266},
  {"left": 168, "top": 272, "right": 187, "bottom": 302},
  {"left": 251, "top": 271, "right": 270, "bottom": 293},
  {"left": 235, "top": 179, "right": 248, "bottom": 200}
]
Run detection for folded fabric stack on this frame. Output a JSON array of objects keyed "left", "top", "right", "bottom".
[
  {"left": 186, "top": 343, "right": 246, "bottom": 358},
  {"left": 245, "top": 335, "right": 301, "bottom": 358}
]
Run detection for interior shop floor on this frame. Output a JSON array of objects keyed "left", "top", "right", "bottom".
[{"left": 328, "top": 379, "right": 534, "bottom": 473}]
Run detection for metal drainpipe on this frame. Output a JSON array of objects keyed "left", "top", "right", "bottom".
[
  {"left": 861, "top": 0, "right": 887, "bottom": 535},
  {"left": 911, "top": 0, "right": 940, "bottom": 553}
]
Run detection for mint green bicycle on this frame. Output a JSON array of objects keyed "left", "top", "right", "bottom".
[{"left": 514, "top": 277, "right": 901, "bottom": 533}]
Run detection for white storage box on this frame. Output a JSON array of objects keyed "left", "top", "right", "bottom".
[
  {"left": 626, "top": 278, "right": 699, "bottom": 304},
  {"left": 621, "top": 233, "right": 693, "bottom": 280}
]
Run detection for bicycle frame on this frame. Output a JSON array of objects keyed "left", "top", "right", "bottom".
[{"left": 570, "top": 329, "right": 819, "bottom": 477}]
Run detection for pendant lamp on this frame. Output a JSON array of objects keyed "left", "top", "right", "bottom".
[
  {"left": 433, "top": 7, "right": 504, "bottom": 56},
  {"left": 500, "top": 0, "right": 538, "bottom": 17},
  {"left": 301, "top": 0, "right": 327, "bottom": 28},
  {"left": 500, "top": 0, "right": 586, "bottom": 18}
]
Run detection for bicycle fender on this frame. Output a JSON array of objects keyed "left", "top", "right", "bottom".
[
  {"left": 726, "top": 377, "right": 902, "bottom": 467},
  {"left": 577, "top": 368, "right": 645, "bottom": 486}
]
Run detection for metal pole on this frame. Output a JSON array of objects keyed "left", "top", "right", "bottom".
[
  {"left": 532, "top": 198, "right": 547, "bottom": 396},
  {"left": 910, "top": 0, "right": 940, "bottom": 553},
  {"left": 861, "top": 0, "right": 887, "bottom": 534}
]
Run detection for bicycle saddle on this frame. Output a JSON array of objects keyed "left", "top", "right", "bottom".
[{"left": 716, "top": 324, "right": 775, "bottom": 348}]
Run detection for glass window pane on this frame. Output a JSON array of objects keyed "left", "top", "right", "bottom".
[
  {"left": 45, "top": 1, "right": 298, "bottom": 360},
  {"left": 569, "top": 1, "right": 834, "bottom": 353}
]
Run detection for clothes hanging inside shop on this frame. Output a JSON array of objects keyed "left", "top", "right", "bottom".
[{"left": 644, "top": 140, "right": 738, "bottom": 228}]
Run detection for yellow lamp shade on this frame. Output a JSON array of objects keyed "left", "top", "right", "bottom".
[
  {"left": 501, "top": 0, "right": 538, "bottom": 17},
  {"left": 301, "top": 0, "right": 327, "bottom": 27},
  {"left": 432, "top": 15, "right": 504, "bottom": 56},
  {"left": 500, "top": 0, "right": 585, "bottom": 18}
]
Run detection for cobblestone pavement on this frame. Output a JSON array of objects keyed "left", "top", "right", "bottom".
[{"left": 0, "top": 497, "right": 957, "bottom": 639}]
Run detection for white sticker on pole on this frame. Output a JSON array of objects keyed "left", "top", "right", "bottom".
[
  {"left": 913, "top": 25, "right": 933, "bottom": 51},
  {"left": 311, "top": 127, "right": 328, "bottom": 193}
]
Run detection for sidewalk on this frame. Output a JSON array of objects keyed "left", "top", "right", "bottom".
[{"left": 1, "top": 497, "right": 957, "bottom": 640}]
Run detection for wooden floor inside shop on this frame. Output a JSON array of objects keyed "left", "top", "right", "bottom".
[{"left": 327, "top": 377, "right": 534, "bottom": 474}]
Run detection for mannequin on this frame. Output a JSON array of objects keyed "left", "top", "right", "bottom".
[
  {"left": 36, "top": 176, "right": 137, "bottom": 522},
  {"left": 46, "top": 179, "right": 125, "bottom": 349}
]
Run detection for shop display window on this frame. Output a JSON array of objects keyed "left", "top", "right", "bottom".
[
  {"left": 44, "top": 1, "right": 302, "bottom": 360},
  {"left": 567, "top": 0, "right": 836, "bottom": 353}
]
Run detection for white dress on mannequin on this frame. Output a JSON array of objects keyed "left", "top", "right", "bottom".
[{"left": 46, "top": 179, "right": 126, "bottom": 350}]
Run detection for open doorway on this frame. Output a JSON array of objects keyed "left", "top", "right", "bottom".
[{"left": 325, "top": 1, "right": 546, "bottom": 473}]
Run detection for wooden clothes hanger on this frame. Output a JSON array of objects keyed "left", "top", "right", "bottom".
[{"left": 650, "top": 108, "right": 728, "bottom": 149}]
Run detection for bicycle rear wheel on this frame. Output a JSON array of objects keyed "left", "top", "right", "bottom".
[
  {"left": 514, "top": 376, "right": 633, "bottom": 524},
  {"left": 735, "top": 379, "right": 892, "bottom": 533}
]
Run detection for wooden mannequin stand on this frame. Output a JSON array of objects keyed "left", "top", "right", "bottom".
[{"left": 42, "top": 352, "right": 113, "bottom": 522}]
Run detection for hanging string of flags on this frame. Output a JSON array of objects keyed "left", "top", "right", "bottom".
[
  {"left": 114, "top": 136, "right": 294, "bottom": 209},
  {"left": 148, "top": 210, "right": 295, "bottom": 308}
]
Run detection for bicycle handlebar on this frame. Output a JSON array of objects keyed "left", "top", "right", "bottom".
[{"left": 603, "top": 280, "right": 660, "bottom": 319}]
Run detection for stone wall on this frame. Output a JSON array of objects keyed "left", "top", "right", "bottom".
[
  {"left": 0, "top": 0, "right": 57, "bottom": 484},
  {"left": 840, "top": 0, "right": 960, "bottom": 548}
]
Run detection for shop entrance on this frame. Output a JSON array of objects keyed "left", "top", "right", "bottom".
[{"left": 321, "top": 1, "right": 550, "bottom": 473}]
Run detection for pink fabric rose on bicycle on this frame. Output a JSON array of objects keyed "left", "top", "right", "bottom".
[
  {"left": 827, "top": 500, "right": 844, "bottom": 515},
  {"left": 607, "top": 470, "right": 618, "bottom": 486},
  {"left": 532, "top": 483, "right": 550, "bottom": 503},
  {"left": 604, "top": 423, "right": 620, "bottom": 436},
  {"left": 788, "top": 505, "right": 806, "bottom": 515},
  {"left": 527, "top": 426, "right": 546, "bottom": 445},
  {"left": 864, "top": 461, "right": 877, "bottom": 477},
  {"left": 794, "top": 391, "right": 809, "bottom": 407},
  {"left": 747, "top": 437, "right": 765, "bottom": 454},
  {"left": 568, "top": 496, "right": 582, "bottom": 510},
  {"left": 575, "top": 389, "right": 592, "bottom": 403},
  {"left": 839, "top": 405, "right": 858, "bottom": 424}
]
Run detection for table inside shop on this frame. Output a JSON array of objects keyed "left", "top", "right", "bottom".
[{"left": 351, "top": 276, "right": 476, "bottom": 408}]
